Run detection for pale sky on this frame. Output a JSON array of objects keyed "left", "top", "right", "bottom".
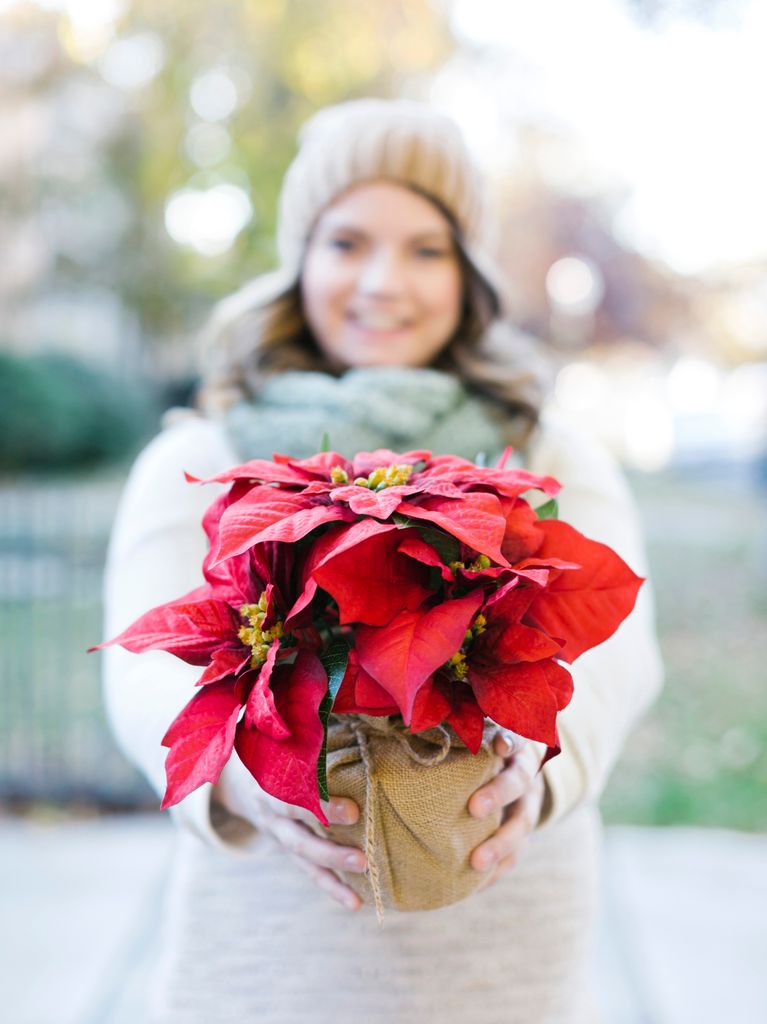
[{"left": 443, "top": 0, "right": 767, "bottom": 276}]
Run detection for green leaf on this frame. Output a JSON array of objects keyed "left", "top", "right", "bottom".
[
  {"left": 319, "top": 431, "right": 331, "bottom": 453},
  {"left": 392, "top": 514, "right": 461, "bottom": 566},
  {"left": 316, "top": 638, "right": 351, "bottom": 802},
  {"left": 416, "top": 525, "right": 461, "bottom": 565},
  {"left": 535, "top": 498, "right": 559, "bottom": 520},
  {"left": 320, "top": 638, "right": 351, "bottom": 699},
  {"left": 428, "top": 566, "right": 444, "bottom": 591}
]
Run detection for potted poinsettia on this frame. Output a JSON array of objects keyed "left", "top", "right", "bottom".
[{"left": 94, "top": 447, "right": 642, "bottom": 912}]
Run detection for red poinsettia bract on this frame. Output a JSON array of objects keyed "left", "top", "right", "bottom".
[
  {"left": 338, "top": 506, "right": 643, "bottom": 757},
  {"left": 92, "top": 544, "right": 330, "bottom": 821},
  {"left": 95, "top": 444, "right": 644, "bottom": 824},
  {"left": 190, "top": 447, "right": 560, "bottom": 569}
]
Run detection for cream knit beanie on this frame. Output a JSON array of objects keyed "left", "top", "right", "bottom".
[{"left": 276, "top": 98, "right": 502, "bottom": 296}]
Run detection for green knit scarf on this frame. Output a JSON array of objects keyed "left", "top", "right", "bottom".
[{"left": 225, "top": 367, "right": 516, "bottom": 465}]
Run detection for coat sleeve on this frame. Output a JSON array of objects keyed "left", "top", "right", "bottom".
[
  {"left": 525, "top": 413, "right": 664, "bottom": 826},
  {"left": 101, "top": 416, "right": 258, "bottom": 849}
]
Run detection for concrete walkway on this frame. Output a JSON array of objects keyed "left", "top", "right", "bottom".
[{"left": 1, "top": 813, "right": 765, "bottom": 1023}]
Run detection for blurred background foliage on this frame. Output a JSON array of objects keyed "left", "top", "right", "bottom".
[
  {"left": 0, "top": 0, "right": 765, "bottom": 830},
  {"left": 0, "top": 351, "right": 152, "bottom": 470},
  {"left": 2, "top": 0, "right": 452, "bottom": 374}
]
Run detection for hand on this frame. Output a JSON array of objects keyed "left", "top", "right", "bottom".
[
  {"left": 213, "top": 756, "right": 366, "bottom": 911},
  {"left": 467, "top": 733, "right": 546, "bottom": 891}
]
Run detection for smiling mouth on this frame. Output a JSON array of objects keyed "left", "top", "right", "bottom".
[{"left": 348, "top": 313, "right": 413, "bottom": 332}]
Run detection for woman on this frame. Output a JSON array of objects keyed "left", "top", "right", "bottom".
[{"left": 103, "top": 98, "right": 663, "bottom": 1023}]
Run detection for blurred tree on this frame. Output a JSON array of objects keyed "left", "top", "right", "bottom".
[
  {"left": 115, "top": 0, "right": 453, "bottom": 338},
  {"left": 1, "top": 0, "right": 454, "bottom": 380},
  {"left": 111, "top": 1, "right": 451, "bottom": 339},
  {"left": 0, "top": 350, "right": 155, "bottom": 471}
]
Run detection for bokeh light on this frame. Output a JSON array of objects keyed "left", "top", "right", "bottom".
[
  {"left": 189, "top": 67, "right": 240, "bottom": 122},
  {"left": 667, "top": 357, "right": 722, "bottom": 416},
  {"left": 554, "top": 361, "right": 611, "bottom": 413},
  {"left": 184, "top": 122, "right": 232, "bottom": 168},
  {"left": 546, "top": 256, "right": 605, "bottom": 316},
  {"left": 164, "top": 183, "right": 253, "bottom": 256},
  {"left": 97, "top": 32, "right": 165, "bottom": 91},
  {"left": 623, "top": 386, "right": 675, "bottom": 471}
]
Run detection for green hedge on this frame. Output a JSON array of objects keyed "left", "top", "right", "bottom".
[{"left": 0, "top": 351, "right": 157, "bottom": 472}]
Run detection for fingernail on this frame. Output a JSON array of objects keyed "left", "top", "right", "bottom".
[
  {"left": 332, "top": 802, "right": 351, "bottom": 823},
  {"left": 477, "top": 848, "right": 497, "bottom": 870},
  {"left": 345, "top": 893, "right": 359, "bottom": 910},
  {"left": 473, "top": 796, "right": 493, "bottom": 817},
  {"left": 345, "top": 852, "right": 365, "bottom": 870}
]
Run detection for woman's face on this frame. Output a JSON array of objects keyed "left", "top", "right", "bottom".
[{"left": 300, "top": 180, "right": 464, "bottom": 370}]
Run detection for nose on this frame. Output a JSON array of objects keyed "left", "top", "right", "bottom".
[{"left": 357, "top": 246, "right": 407, "bottom": 297}]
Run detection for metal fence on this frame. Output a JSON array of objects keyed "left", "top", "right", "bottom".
[{"left": 0, "top": 473, "right": 154, "bottom": 807}]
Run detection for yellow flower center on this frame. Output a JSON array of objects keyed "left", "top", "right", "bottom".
[
  {"left": 330, "top": 466, "right": 349, "bottom": 484},
  {"left": 353, "top": 463, "right": 414, "bottom": 490},
  {"left": 238, "top": 592, "right": 284, "bottom": 667},
  {"left": 450, "top": 555, "right": 491, "bottom": 574},
  {"left": 444, "top": 614, "right": 487, "bottom": 681},
  {"left": 447, "top": 651, "right": 468, "bottom": 680},
  {"left": 469, "top": 555, "right": 491, "bottom": 572}
]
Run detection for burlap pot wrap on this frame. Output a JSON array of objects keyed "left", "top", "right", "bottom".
[{"left": 317, "top": 714, "right": 504, "bottom": 917}]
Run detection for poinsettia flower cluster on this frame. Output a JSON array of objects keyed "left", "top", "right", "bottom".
[{"left": 94, "top": 447, "right": 643, "bottom": 825}]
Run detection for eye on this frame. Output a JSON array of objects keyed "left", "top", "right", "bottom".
[
  {"left": 416, "top": 246, "right": 449, "bottom": 259},
  {"left": 328, "top": 237, "right": 357, "bottom": 252}
]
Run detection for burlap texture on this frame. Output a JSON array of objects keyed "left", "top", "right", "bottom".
[{"left": 318, "top": 715, "right": 503, "bottom": 915}]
